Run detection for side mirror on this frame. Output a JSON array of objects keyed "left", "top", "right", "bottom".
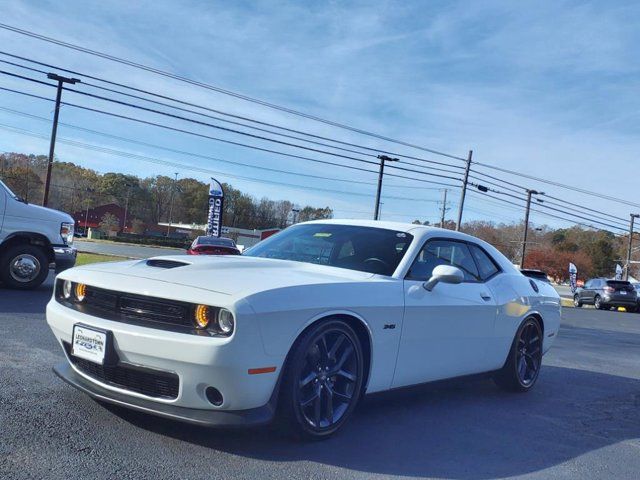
[{"left": 423, "top": 265, "right": 465, "bottom": 291}]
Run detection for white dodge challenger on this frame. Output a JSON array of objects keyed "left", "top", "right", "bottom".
[{"left": 47, "top": 219, "right": 561, "bottom": 438}]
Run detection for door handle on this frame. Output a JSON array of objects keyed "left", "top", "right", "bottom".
[{"left": 480, "top": 292, "right": 492, "bottom": 301}]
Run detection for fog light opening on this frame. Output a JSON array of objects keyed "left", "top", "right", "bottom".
[{"left": 205, "top": 386, "right": 223, "bottom": 406}]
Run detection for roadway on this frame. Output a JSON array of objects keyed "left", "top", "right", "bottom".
[
  {"left": 1, "top": 275, "right": 639, "bottom": 479},
  {"left": 75, "top": 239, "right": 185, "bottom": 258}
]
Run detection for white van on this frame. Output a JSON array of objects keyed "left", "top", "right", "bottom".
[{"left": 0, "top": 179, "right": 76, "bottom": 289}]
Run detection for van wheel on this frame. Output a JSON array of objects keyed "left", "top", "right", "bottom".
[{"left": 0, "top": 244, "right": 49, "bottom": 289}]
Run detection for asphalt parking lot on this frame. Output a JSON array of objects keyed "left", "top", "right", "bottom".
[{"left": 1, "top": 275, "right": 639, "bottom": 480}]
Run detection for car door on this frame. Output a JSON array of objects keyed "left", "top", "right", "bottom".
[
  {"left": 581, "top": 279, "right": 594, "bottom": 303},
  {"left": 393, "top": 238, "right": 498, "bottom": 388}
]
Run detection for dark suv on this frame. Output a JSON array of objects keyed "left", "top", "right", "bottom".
[{"left": 574, "top": 278, "right": 637, "bottom": 311}]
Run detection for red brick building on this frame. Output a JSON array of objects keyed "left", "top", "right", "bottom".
[{"left": 72, "top": 203, "right": 126, "bottom": 231}]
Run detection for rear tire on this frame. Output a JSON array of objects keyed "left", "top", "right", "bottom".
[
  {"left": 494, "top": 317, "right": 543, "bottom": 393},
  {"left": 594, "top": 295, "right": 604, "bottom": 310},
  {"left": 277, "top": 319, "right": 364, "bottom": 440},
  {"left": 0, "top": 244, "right": 49, "bottom": 289}
]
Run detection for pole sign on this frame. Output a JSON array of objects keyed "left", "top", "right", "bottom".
[
  {"left": 615, "top": 263, "right": 623, "bottom": 280},
  {"left": 569, "top": 263, "right": 577, "bottom": 293},
  {"left": 205, "top": 178, "right": 224, "bottom": 237}
]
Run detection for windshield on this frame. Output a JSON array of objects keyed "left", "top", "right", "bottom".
[{"left": 243, "top": 224, "right": 413, "bottom": 276}]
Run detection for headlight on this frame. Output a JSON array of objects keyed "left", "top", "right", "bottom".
[
  {"left": 217, "top": 308, "right": 235, "bottom": 335},
  {"left": 193, "top": 305, "right": 234, "bottom": 336},
  {"left": 74, "top": 283, "right": 87, "bottom": 302},
  {"left": 60, "top": 222, "right": 74, "bottom": 245},
  {"left": 62, "top": 280, "right": 73, "bottom": 299},
  {"left": 194, "top": 304, "right": 211, "bottom": 329}
]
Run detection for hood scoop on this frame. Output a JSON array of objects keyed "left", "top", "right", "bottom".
[{"left": 145, "top": 259, "right": 189, "bottom": 269}]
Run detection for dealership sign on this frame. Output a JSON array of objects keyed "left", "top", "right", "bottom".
[
  {"left": 569, "top": 262, "right": 577, "bottom": 293},
  {"left": 206, "top": 178, "right": 224, "bottom": 237}
]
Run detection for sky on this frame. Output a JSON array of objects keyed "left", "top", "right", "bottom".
[{"left": 0, "top": 0, "right": 639, "bottom": 230}]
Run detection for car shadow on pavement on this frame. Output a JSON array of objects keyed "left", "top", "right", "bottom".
[
  {"left": 104, "top": 365, "right": 640, "bottom": 479},
  {"left": 0, "top": 272, "right": 54, "bottom": 314}
]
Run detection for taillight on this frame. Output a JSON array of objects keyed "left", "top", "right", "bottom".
[{"left": 604, "top": 286, "right": 614, "bottom": 293}]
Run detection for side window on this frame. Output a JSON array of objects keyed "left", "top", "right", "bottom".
[
  {"left": 468, "top": 244, "right": 500, "bottom": 280},
  {"left": 584, "top": 280, "right": 592, "bottom": 289},
  {"left": 407, "top": 239, "right": 479, "bottom": 282}
]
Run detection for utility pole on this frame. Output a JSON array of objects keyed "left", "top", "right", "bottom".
[
  {"left": 42, "top": 73, "right": 81, "bottom": 207},
  {"left": 625, "top": 213, "right": 640, "bottom": 280},
  {"left": 374, "top": 155, "right": 398, "bottom": 220},
  {"left": 166, "top": 173, "right": 179, "bottom": 236},
  {"left": 122, "top": 184, "right": 133, "bottom": 233},
  {"left": 520, "top": 189, "right": 544, "bottom": 268},
  {"left": 455, "top": 150, "right": 473, "bottom": 231},
  {"left": 439, "top": 189, "right": 448, "bottom": 228}
]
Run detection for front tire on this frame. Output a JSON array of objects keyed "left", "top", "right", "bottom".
[
  {"left": 573, "top": 295, "right": 582, "bottom": 307},
  {"left": 0, "top": 244, "right": 49, "bottom": 289},
  {"left": 494, "top": 317, "right": 543, "bottom": 392},
  {"left": 277, "top": 319, "right": 364, "bottom": 439}
]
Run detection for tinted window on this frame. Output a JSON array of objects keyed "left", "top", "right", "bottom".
[
  {"left": 469, "top": 244, "right": 500, "bottom": 280},
  {"left": 243, "top": 224, "right": 413, "bottom": 276},
  {"left": 407, "top": 239, "right": 479, "bottom": 282},
  {"left": 606, "top": 280, "right": 631, "bottom": 287}
]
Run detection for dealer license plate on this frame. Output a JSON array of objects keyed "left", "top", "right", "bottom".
[
  {"left": 72, "top": 325, "right": 107, "bottom": 365},
  {"left": 620, "top": 291, "right": 627, "bottom": 295}
]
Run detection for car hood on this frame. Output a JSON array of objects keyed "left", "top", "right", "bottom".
[{"left": 71, "top": 255, "right": 375, "bottom": 296}]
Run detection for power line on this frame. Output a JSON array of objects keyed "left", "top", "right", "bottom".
[
  {"left": 0, "top": 53, "right": 468, "bottom": 172},
  {"left": 0, "top": 122, "right": 447, "bottom": 204},
  {"left": 0, "top": 72, "right": 464, "bottom": 185},
  {"left": 0, "top": 105, "right": 455, "bottom": 192},
  {"left": 0, "top": 25, "right": 469, "bottom": 161},
  {"left": 473, "top": 161, "right": 640, "bottom": 209}
]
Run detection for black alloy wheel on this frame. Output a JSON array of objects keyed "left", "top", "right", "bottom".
[
  {"left": 494, "top": 317, "right": 543, "bottom": 392},
  {"left": 279, "top": 319, "right": 364, "bottom": 439},
  {"left": 515, "top": 321, "right": 542, "bottom": 387}
]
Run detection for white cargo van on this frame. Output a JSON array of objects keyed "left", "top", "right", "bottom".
[{"left": 0, "top": 179, "right": 76, "bottom": 289}]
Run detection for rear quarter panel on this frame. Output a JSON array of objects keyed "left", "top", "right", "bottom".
[{"left": 487, "top": 273, "right": 561, "bottom": 369}]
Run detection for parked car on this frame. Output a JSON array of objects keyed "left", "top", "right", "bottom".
[
  {"left": 187, "top": 236, "right": 240, "bottom": 255},
  {"left": 573, "top": 278, "right": 637, "bottom": 311},
  {"left": 520, "top": 269, "right": 550, "bottom": 283},
  {"left": 47, "top": 220, "right": 560, "bottom": 438},
  {"left": 0, "top": 179, "right": 76, "bottom": 289}
]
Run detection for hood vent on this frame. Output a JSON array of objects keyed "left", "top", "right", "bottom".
[{"left": 145, "top": 259, "right": 189, "bottom": 269}]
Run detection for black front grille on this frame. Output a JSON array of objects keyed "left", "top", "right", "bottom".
[
  {"left": 64, "top": 285, "right": 200, "bottom": 333},
  {"left": 64, "top": 342, "right": 179, "bottom": 399}
]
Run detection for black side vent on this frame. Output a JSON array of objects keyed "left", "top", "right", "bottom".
[{"left": 145, "top": 259, "right": 189, "bottom": 269}]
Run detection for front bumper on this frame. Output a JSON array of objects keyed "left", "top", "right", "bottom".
[
  {"left": 53, "top": 362, "right": 275, "bottom": 427},
  {"left": 47, "top": 298, "right": 283, "bottom": 414},
  {"left": 52, "top": 245, "right": 77, "bottom": 273}
]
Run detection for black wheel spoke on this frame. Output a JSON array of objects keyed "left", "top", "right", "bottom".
[
  {"left": 335, "top": 344, "right": 354, "bottom": 370},
  {"left": 328, "top": 335, "right": 345, "bottom": 360},
  {"left": 333, "top": 390, "right": 353, "bottom": 402},
  {"left": 313, "top": 390, "right": 322, "bottom": 426},
  {"left": 299, "top": 371, "right": 317, "bottom": 388},
  {"left": 332, "top": 369, "right": 357, "bottom": 382},
  {"left": 302, "top": 386, "right": 320, "bottom": 407},
  {"left": 325, "top": 384, "right": 334, "bottom": 423}
]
